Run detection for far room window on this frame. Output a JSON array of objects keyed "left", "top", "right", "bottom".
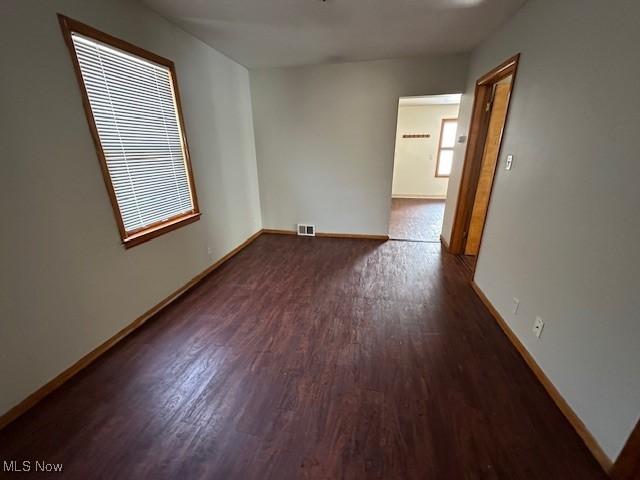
[
  {"left": 436, "top": 118, "right": 458, "bottom": 178},
  {"left": 59, "top": 15, "right": 200, "bottom": 248}
]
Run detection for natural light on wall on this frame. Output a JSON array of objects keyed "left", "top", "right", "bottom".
[{"left": 71, "top": 33, "right": 196, "bottom": 235}]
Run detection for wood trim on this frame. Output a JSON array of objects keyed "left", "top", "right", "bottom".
[
  {"left": 168, "top": 46, "right": 200, "bottom": 218},
  {"left": 316, "top": 232, "right": 388, "bottom": 241},
  {"left": 440, "top": 234, "right": 450, "bottom": 252},
  {"left": 435, "top": 117, "right": 458, "bottom": 178},
  {"left": 262, "top": 229, "right": 389, "bottom": 241},
  {"left": 392, "top": 195, "right": 447, "bottom": 200},
  {"left": 477, "top": 54, "right": 520, "bottom": 86},
  {"left": 57, "top": 14, "right": 200, "bottom": 248},
  {"left": 261, "top": 229, "right": 297, "bottom": 235},
  {"left": 449, "top": 54, "right": 520, "bottom": 254},
  {"left": 470, "top": 281, "right": 613, "bottom": 474},
  {"left": 0, "top": 229, "right": 263, "bottom": 431},
  {"left": 123, "top": 213, "right": 201, "bottom": 248},
  {"left": 464, "top": 81, "right": 512, "bottom": 257},
  {"left": 59, "top": 15, "right": 178, "bottom": 69},
  {"left": 58, "top": 14, "right": 126, "bottom": 242},
  {"left": 449, "top": 83, "right": 492, "bottom": 253},
  {"left": 612, "top": 419, "right": 640, "bottom": 480}
]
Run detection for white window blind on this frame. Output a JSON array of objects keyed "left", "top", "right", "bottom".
[{"left": 71, "top": 33, "right": 194, "bottom": 233}]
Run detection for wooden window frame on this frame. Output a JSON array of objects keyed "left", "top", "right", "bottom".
[
  {"left": 58, "top": 14, "right": 200, "bottom": 249},
  {"left": 435, "top": 118, "right": 458, "bottom": 178}
]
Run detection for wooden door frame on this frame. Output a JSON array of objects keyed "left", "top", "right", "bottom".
[
  {"left": 447, "top": 52, "right": 640, "bottom": 478},
  {"left": 612, "top": 419, "right": 640, "bottom": 480},
  {"left": 448, "top": 54, "right": 520, "bottom": 255}
]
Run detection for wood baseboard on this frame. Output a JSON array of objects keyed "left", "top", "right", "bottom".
[
  {"left": 470, "top": 281, "right": 613, "bottom": 474},
  {"left": 263, "top": 229, "right": 389, "bottom": 241},
  {"left": 316, "top": 232, "right": 389, "bottom": 240},
  {"left": 392, "top": 195, "right": 447, "bottom": 200},
  {"left": 440, "top": 234, "right": 450, "bottom": 251},
  {"left": 0, "top": 229, "right": 263, "bottom": 431},
  {"left": 261, "top": 228, "right": 297, "bottom": 235}
]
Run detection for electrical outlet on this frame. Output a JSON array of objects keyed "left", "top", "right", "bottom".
[
  {"left": 532, "top": 316, "right": 544, "bottom": 339},
  {"left": 512, "top": 298, "right": 520, "bottom": 315},
  {"left": 207, "top": 246, "right": 213, "bottom": 257}
]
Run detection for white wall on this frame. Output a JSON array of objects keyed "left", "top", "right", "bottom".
[
  {"left": 0, "top": 0, "right": 262, "bottom": 415},
  {"left": 442, "top": 0, "right": 640, "bottom": 461},
  {"left": 250, "top": 56, "right": 468, "bottom": 235},
  {"left": 392, "top": 104, "right": 459, "bottom": 198}
]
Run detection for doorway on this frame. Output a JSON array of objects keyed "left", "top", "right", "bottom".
[
  {"left": 389, "top": 94, "right": 461, "bottom": 242},
  {"left": 449, "top": 55, "right": 519, "bottom": 268}
]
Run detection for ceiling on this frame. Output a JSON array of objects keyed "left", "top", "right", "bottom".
[
  {"left": 142, "top": 0, "right": 527, "bottom": 68},
  {"left": 400, "top": 94, "right": 462, "bottom": 106}
]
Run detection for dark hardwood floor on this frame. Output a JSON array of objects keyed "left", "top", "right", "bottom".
[
  {"left": 459, "top": 253, "right": 478, "bottom": 275},
  {"left": 0, "top": 235, "right": 606, "bottom": 479},
  {"left": 388, "top": 198, "right": 445, "bottom": 242}
]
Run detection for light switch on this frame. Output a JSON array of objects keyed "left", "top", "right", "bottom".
[
  {"left": 532, "top": 316, "right": 545, "bottom": 339},
  {"left": 505, "top": 154, "right": 514, "bottom": 170}
]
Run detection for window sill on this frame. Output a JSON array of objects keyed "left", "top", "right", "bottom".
[{"left": 122, "top": 212, "right": 201, "bottom": 249}]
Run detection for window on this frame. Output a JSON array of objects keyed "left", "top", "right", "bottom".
[
  {"left": 59, "top": 15, "right": 200, "bottom": 248},
  {"left": 436, "top": 118, "right": 458, "bottom": 178}
]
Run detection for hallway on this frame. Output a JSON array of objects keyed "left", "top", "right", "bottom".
[{"left": 388, "top": 198, "right": 445, "bottom": 242}]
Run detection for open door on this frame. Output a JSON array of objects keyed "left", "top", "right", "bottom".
[
  {"left": 448, "top": 54, "right": 519, "bottom": 269},
  {"left": 464, "top": 77, "right": 512, "bottom": 256}
]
